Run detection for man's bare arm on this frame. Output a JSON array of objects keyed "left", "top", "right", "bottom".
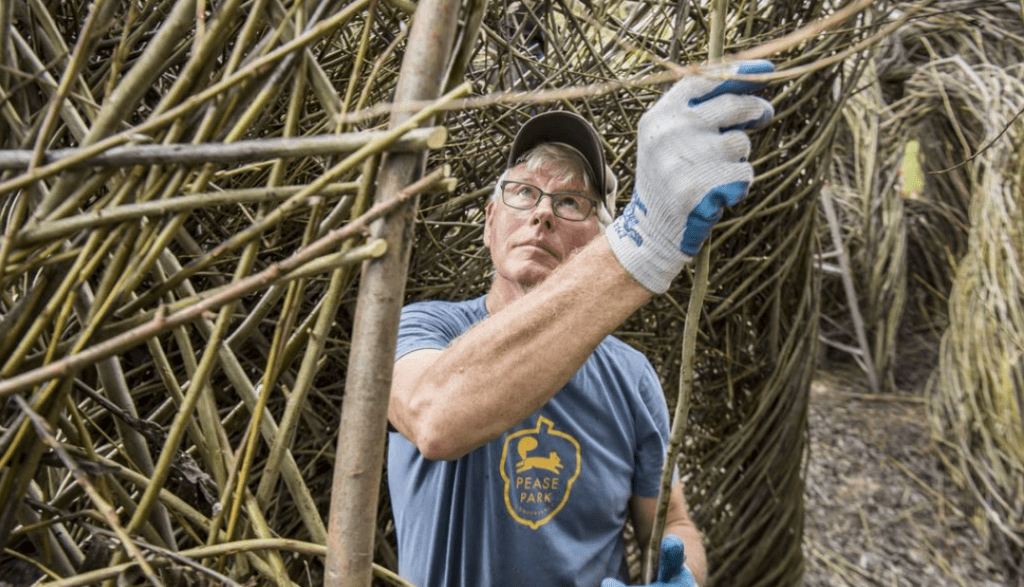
[
  {"left": 388, "top": 235, "right": 652, "bottom": 460},
  {"left": 390, "top": 62, "right": 775, "bottom": 462},
  {"left": 629, "top": 484, "right": 707, "bottom": 586}
]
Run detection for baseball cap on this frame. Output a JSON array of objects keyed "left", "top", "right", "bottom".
[{"left": 508, "top": 111, "right": 609, "bottom": 202}]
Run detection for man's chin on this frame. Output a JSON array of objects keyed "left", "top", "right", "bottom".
[
  {"left": 518, "top": 261, "right": 559, "bottom": 283},
  {"left": 494, "top": 264, "right": 555, "bottom": 292}
]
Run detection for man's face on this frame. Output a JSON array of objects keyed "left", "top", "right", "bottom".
[{"left": 484, "top": 161, "right": 602, "bottom": 293}]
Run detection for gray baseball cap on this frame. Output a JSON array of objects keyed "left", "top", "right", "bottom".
[{"left": 508, "top": 111, "right": 609, "bottom": 201}]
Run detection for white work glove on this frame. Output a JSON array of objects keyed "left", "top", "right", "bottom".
[{"left": 607, "top": 59, "right": 775, "bottom": 294}]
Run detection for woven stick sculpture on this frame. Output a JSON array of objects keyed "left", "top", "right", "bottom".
[{"left": 0, "top": 1, "right": 934, "bottom": 585}]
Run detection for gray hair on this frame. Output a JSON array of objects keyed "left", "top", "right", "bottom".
[{"left": 493, "top": 142, "right": 616, "bottom": 226}]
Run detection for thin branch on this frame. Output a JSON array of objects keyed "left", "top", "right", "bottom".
[{"left": 0, "top": 127, "right": 446, "bottom": 170}]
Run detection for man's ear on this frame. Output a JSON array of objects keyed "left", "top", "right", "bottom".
[{"left": 483, "top": 199, "right": 496, "bottom": 251}]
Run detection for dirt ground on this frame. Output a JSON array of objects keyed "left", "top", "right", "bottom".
[{"left": 803, "top": 363, "right": 1012, "bottom": 587}]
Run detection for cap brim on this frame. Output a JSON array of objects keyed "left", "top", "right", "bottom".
[{"left": 508, "top": 111, "right": 606, "bottom": 198}]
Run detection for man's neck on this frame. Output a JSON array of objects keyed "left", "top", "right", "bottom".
[{"left": 485, "top": 280, "right": 531, "bottom": 314}]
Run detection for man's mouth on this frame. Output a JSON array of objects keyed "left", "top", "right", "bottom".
[{"left": 517, "top": 242, "right": 559, "bottom": 261}]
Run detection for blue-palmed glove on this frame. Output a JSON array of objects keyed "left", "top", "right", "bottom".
[
  {"left": 601, "top": 535, "right": 696, "bottom": 587},
  {"left": 607, "top": 59, "right": 775, "bottom": 294}
]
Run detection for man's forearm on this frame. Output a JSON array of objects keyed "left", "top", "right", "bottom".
[
  {"left": 631, "top": 487, "right": 707, "bottom": 587},
  {"left": 664, "top": 522, "right": 706, "bottom": 586},
  {"left": 391, "top": 235, "right": 651, "bottom": 459}
]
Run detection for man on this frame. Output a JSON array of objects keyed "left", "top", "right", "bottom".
[{"left": 387, "top": 60, "right": 776, "bottom": 587}]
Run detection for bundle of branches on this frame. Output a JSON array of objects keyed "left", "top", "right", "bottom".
[
  {"left": 890, "top": 0, "right": 1024, "bottom": 341},
  {"left": 0, "top": 0, "right": 446, "bottom": 583},
  {"left": 823, "top": 41, "right": 921, "bottom": 394},
  {"left": 831, "top": 0, "right": 1024, "bottom": 575},
  {"left": 909, "top": 40, "right": 1024, "bottom": 584},
  {"left": 822, "top": 0, "right": 1024, "bottom": 393}
]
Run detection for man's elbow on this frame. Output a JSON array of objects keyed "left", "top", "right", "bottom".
[
  {"left": 400, "top": 410, "right": 471, "bottom": 461},
  {"left": 415, "top": 435, "right": 463, "bottom": 461},
  {"left": 390, "top": 382, "right": 480, "bottom": 460}
]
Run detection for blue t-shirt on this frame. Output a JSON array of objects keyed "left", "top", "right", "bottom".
[{"left": 388, "top": 296, "right": 671, "bottom": 587}]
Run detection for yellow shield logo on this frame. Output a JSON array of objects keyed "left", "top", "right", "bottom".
[{"left": 499, "top": 416, "right": 581, "bottom": 530}]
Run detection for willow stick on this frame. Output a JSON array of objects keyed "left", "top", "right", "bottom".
[
  {"left": 37, "top": 0, "right": 198, "bottom": 220},
  {"left": 72, "top": 287, "right": 177, "bottom": 549},
  {"left": 0, "top": 128, "right": 447, "bottom": 171},
  {"left": 223, "top": 165, "right": 368, "bottom": 350},
  {"left": 15, "top": 184, "right": 359, "bottom": 246},
  {"left": 0, "top": 231, "right": 107, "bottom": 377},
  {"left": 256, "top": 161, "right": 383, "bottom": 506},
  {"left": 0, "top": 1, "right": 10, "bottom": 77},
  {"left": 7, "top": 28, "right": 91, "bottom": 142},
  {"left": 338, "top": 0, "right": 377, "bottom": 123},
  {"left": 210, "top": 327, "right": 330, "bottom": 545},
  {"left": 644, "top": 0, "right": 726, "bottom": 581},
  {"left": 0, "top": 191, "right": 29, "bottom": 292},
  {"left": 324, "top": 0, "right": 463, "bottom": 579},
  {"left": 223, "top": 208, "right": 306, "bottom": 563},
  {"left": 38, "top": 538, "right": 330, "bottom": 587},
  {"left": 199, "top": 52, "right": 321, "bottom": 549},
  {"left": 135, "top": 254, "right": 320, "bottom": 553},
  {"left": 226, "top": 64, "right": 309, "bottom": 534},
  {"left": 353, "top": 27, "right": 408, "bottom": 116},
  {"left": 116, "top": 295, "right": 233, "bottom": 559},
  {"left": 19, "top": 479, "right": 81, "bottom": 576},
  {"left": 820, "top": 185, "right": 879, "bottom": 392},
  {"left": 274, "top": 158, "right": 382, "bottom": 370},
  {"left": 28, "top": 0, "right": 114, "bottom": 167}
]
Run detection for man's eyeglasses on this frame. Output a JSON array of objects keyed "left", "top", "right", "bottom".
[{"left": 499, "top": 181, "right": 598, "bottom": 222}]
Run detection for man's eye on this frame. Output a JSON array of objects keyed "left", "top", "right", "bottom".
[
  {"left": 510, "top": 185, "right": 537, "bottom": 199},
  {"left": 555, "top": 195, "right": 584, "bottom": 210}
]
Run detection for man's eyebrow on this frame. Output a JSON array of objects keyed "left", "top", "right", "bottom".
[
  {"left": 545, "top": 185, "right": 590, "bottom": 195},
  {"left": 510, "top": 173, "right": 592, "bottom": 197},
  {"left": 561, "top": 191, "right": 601, "bottom": 203}
]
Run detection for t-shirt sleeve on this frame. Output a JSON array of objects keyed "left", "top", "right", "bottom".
[
  {"left": 395, "top": 300, "right": 478, "bottom": 361},
  {"left": 632, "top": 361, "right": 672, "bottom": 497}
]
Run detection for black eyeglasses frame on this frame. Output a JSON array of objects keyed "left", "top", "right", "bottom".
[{"left": 498, "top": 180, "right": 599, "bottom": 222}]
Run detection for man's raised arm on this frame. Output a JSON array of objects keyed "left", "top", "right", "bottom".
[{"left": 389, "top": 60, "right": 776, "bottom": 461}]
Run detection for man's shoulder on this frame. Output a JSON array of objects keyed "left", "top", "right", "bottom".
[
  {"left": 400, "top": 295, "right": 488, "bottom": 330},
  {"left": 395, "top": 296, "right": 488, "bottom": 359},
  {"left": 402, "top": 295, "right": 486, "bottom": 316},
  {"left": 598, "top": 333, "right": 645, "bottom": 356},
  {"left": 595, "top": 334, "right": 655, "bottom": 371},
  {"left": 590, "top": 336, "right": 666, "bottom": 412}
]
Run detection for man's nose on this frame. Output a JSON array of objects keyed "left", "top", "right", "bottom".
[{"left": 530, "top": 194, "right": 556, "bottom": 230}]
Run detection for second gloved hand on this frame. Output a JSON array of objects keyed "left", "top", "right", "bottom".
[
  {"left": 601, "top": 535, "right": 696, "bottom": 587},
  {"left": 607, "top": 59, "right": 775, "bottom": 294}
]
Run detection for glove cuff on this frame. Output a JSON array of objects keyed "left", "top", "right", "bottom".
[{"left": 606, "top": 226, "right": 690, "bottom": 294}]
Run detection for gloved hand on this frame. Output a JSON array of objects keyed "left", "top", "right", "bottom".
[
  {"left": 607, "top": 59, "right": 775, "bottom": 294},
  {"left": 601, "top": 535, "right": 696, "bottom": 587}
]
